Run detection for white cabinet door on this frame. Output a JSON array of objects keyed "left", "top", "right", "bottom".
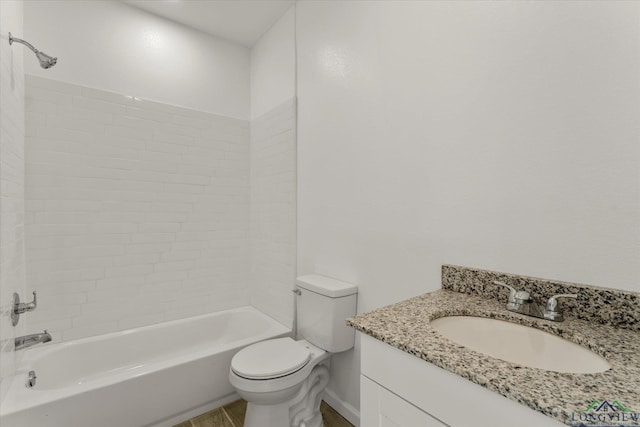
[{"left": 361, "top": 375, "right": 447, "bottom": 427}]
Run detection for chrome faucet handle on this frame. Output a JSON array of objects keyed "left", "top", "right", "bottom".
[
  {"left": 545, "top": 293, "right": 577, "bottom": 312},
  {"left": 15, "top": 291, "right": 37, "bottom": 314},
  {"left": 493, "top": 281, "right": 517, "bottom": 307},
  {"left": 544, "top": 293, "right": 577, "bottom": 321},
  {"left": 11, "top": 291, "right": 38, "bottom": 326}
]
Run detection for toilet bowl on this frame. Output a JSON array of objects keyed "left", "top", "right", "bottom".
[
  {"left": 228, "top": 274, "right": 358, "bottom": 427},
  {"left": 229, "top": 338, "right": 331, "bottom": 427}
]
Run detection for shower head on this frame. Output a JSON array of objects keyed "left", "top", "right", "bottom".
[
  {"left": 35, "top": 50, "right": 57, "bottom": 69},
  {"left": 8, "top": 32, "right": 57, "bottom": 69}
]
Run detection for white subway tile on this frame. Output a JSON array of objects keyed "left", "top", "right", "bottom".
[
  {"left": 175, "top": 231, "right": 212, "bottom": 242},
  {"left": 25, "top": 77, "right": 253, "bottom": 343},
  {"left": 27, "top": 235, "right": 129, "bottom": 249},
  {"left": 87, "top": 223, "right": 138, "bottom": 234},
  {"left": 138, "top": 222, "right": 181, "bottom": 233},
  {"left": 171, "top": 174, "right": 210, "bottom": 185},
  {"left": 150, "top": 202, "right": 193, "bottom": 213},
  {"left": 126, "top": 242, "right": 172, "bottom": 254},
  {"left": 48, "top": 114, "right": 106, "bottom": 134},
  {"left": 89, "top": 143, "right": 140, "bottom": 160},
  {"left": 125, "top": 106, "right": 171, "bottom": 123},
  {"left": 113, "top": 253, "right": 160, "bottom": 267},
  {"left": 170, "top": 114, "right": 212, "bottom": 130},
  {"left": 171, "top": 241, "right": 208, "bottom": 252},
  {"left": 163, "top": 183, "right": 206, "bottom": 194},
  {"left": 160, "top": 251, "right": 201, "bottom": 262},
  {"left": 43, "top": 200, "right": 102, "bottom": 212},
  {"left": 145, "top": 140, "right": 189, "bottom": 154},
  {"left": 100, "top": 201, "right": 151, "bottom": 212},
  {"left": 83, "top": 155, "right": 136, "bottom": 171},
  {"left": 176, "top": 163, "right": 215, "bottom": 176},
  {"left": 94, "top": 134, "right": 146, "bottom": 151},
  {"left": 131, "top": 233, "right": 175, "bottom": 243},
  {"left": 29, "top": 257, "right": 113, "bottom": 273},
  {"left": 138, "top": 150, "right": 178, "bottom": 164},
  {"left": 146, "top": 212, "right": 188, "bottom": 223},
  {"left": 153, "top": 130, "right": 196, "bottom": 146},
  {"left": 73, "top": 96, "right": 126, "bottom": 115},
  {"left": 135, "top": 160, "right": 177, "bottom": 173},
  {"left": 40, "top": 268, "right": 105, "bottom": 284},
  {"left": 105, "top": 123, "right": 152, "bottom": 141},
  {"left": 96, "top": 275, "right": 146, "bottom": 290},
  {"left": 153, "top": 260, "right": 194, "bottom": 272},
  {"left": 145, "top": 270, "right": 188, "bottom": 283},
  {"left": 104, "top": 264, "right": 154, "bottom": 278},
  {"left": 27, "top": 245, "right": 123, "bottom": 262}
]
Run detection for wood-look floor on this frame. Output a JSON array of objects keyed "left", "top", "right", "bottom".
[{"left": 174, "top": 399, "right": 354, "bottom": 427}]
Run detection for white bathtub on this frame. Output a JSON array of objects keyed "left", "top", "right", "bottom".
[{"left": 0, "top": 306, "right": 289, "bottom": 427}]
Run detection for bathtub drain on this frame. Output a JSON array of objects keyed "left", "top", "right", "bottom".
[{"left": 26, "top": 370, "right": 37, "bottom": 388}]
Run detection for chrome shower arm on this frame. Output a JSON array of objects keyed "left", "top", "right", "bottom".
[{"left": 8, "top": 33, "right": 38, "bottom": 53}]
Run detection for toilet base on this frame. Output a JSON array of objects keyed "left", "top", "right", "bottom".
[
  {"left": 244, "top": 403, "right": 292, "bottom": 427},
  {"left": 243, "top": 364, "right": 330, "bottom": 427}
]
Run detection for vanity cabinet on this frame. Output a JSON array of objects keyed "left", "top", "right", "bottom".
[{"left": 359, "top": 334, "right": 563, "bottom": 427}]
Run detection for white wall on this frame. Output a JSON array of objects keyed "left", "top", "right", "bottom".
[
  {"left": 250, "top": 6, "right": 296, "bottom": 120},
  {"left": 24, "top": 76, "right": 250, "bottom": 342},
  {"left": 24, "top": 0, "right": 250, "bottom": 119},
  {"left": 0, "top": 0, "right": 26, "bottom": 404},
  {"left": 296, "top": 0, "right": 640, "bottom": 418}
]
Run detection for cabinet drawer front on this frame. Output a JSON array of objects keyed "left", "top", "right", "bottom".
[{"left": 361, "top": 375, "right": 446, "bottom": 427}]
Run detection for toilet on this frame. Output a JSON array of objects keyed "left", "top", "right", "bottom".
[{"left": 229, "top": 274, "right": 358, "bottom": 427}]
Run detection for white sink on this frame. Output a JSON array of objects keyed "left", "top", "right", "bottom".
[{"left": 430, "top": 316, "right": 610, "bottom": 374}]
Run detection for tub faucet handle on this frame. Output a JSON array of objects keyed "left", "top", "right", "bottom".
[
  {"left": 11, "top": 291, "right": 38, "bottom": 326},
  {"left": 15, "top": 291, "right": 37, "bottom": 313}
]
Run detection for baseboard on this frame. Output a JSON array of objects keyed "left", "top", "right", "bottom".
[
  {"left": 323, "top": 388, "right": 360, "bottom": 427},
  {"left": 152, "top": 392, "right": 240, "bottom": 427}
]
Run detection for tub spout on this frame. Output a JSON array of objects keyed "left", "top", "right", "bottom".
[{"left": 15, "top": 330, "right": 52, "bottom": 350}]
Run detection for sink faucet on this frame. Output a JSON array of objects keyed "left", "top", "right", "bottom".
[
  {"left": 15, "top": 330, "right": 52, "bottom": 350},
  {"left": 493, "top": 281, "right": 577, "bottom": 322}
]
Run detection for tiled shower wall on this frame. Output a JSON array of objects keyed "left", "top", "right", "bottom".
[
  {"left": 24, "top": 76, "right": 251, "bottom": 342},
  {"left": 249, "top": 99, "right": 297, "bottom": 327},
  {"left": 0, "top": 0, "right": 26, "bottom": 399}
]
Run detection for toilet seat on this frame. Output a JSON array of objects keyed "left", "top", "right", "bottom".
[{"left": 231, "top": 337, "right": 311, "bottom": 380}]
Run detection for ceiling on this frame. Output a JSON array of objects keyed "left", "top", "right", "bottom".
[{"left": 122, "top": 0, "right": 296, "bottom": 47}]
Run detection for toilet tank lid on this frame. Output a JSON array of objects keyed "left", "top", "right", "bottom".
[{"left": 295, "top": 274, "right": 358, "bottom": 298}]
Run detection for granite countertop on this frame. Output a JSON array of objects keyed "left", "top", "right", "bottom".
[{"left": 347, "top": 289, "right": 640, "bottom": 426}]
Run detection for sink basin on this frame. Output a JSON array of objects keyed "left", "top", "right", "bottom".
[{"left": 430, "top": 316, "right": 610, "bottom": 373}]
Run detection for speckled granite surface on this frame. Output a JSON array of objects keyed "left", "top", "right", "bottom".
[
  {"left": 347, "top": 289, "right": 640, "bottom": 426},
  {"left": 443, "top": 265, "right": 640, "bottom": 331}
]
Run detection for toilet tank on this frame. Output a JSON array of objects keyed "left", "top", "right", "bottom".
[{"left": 296, "top": 274, "right": 358, "bottom": 353}]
